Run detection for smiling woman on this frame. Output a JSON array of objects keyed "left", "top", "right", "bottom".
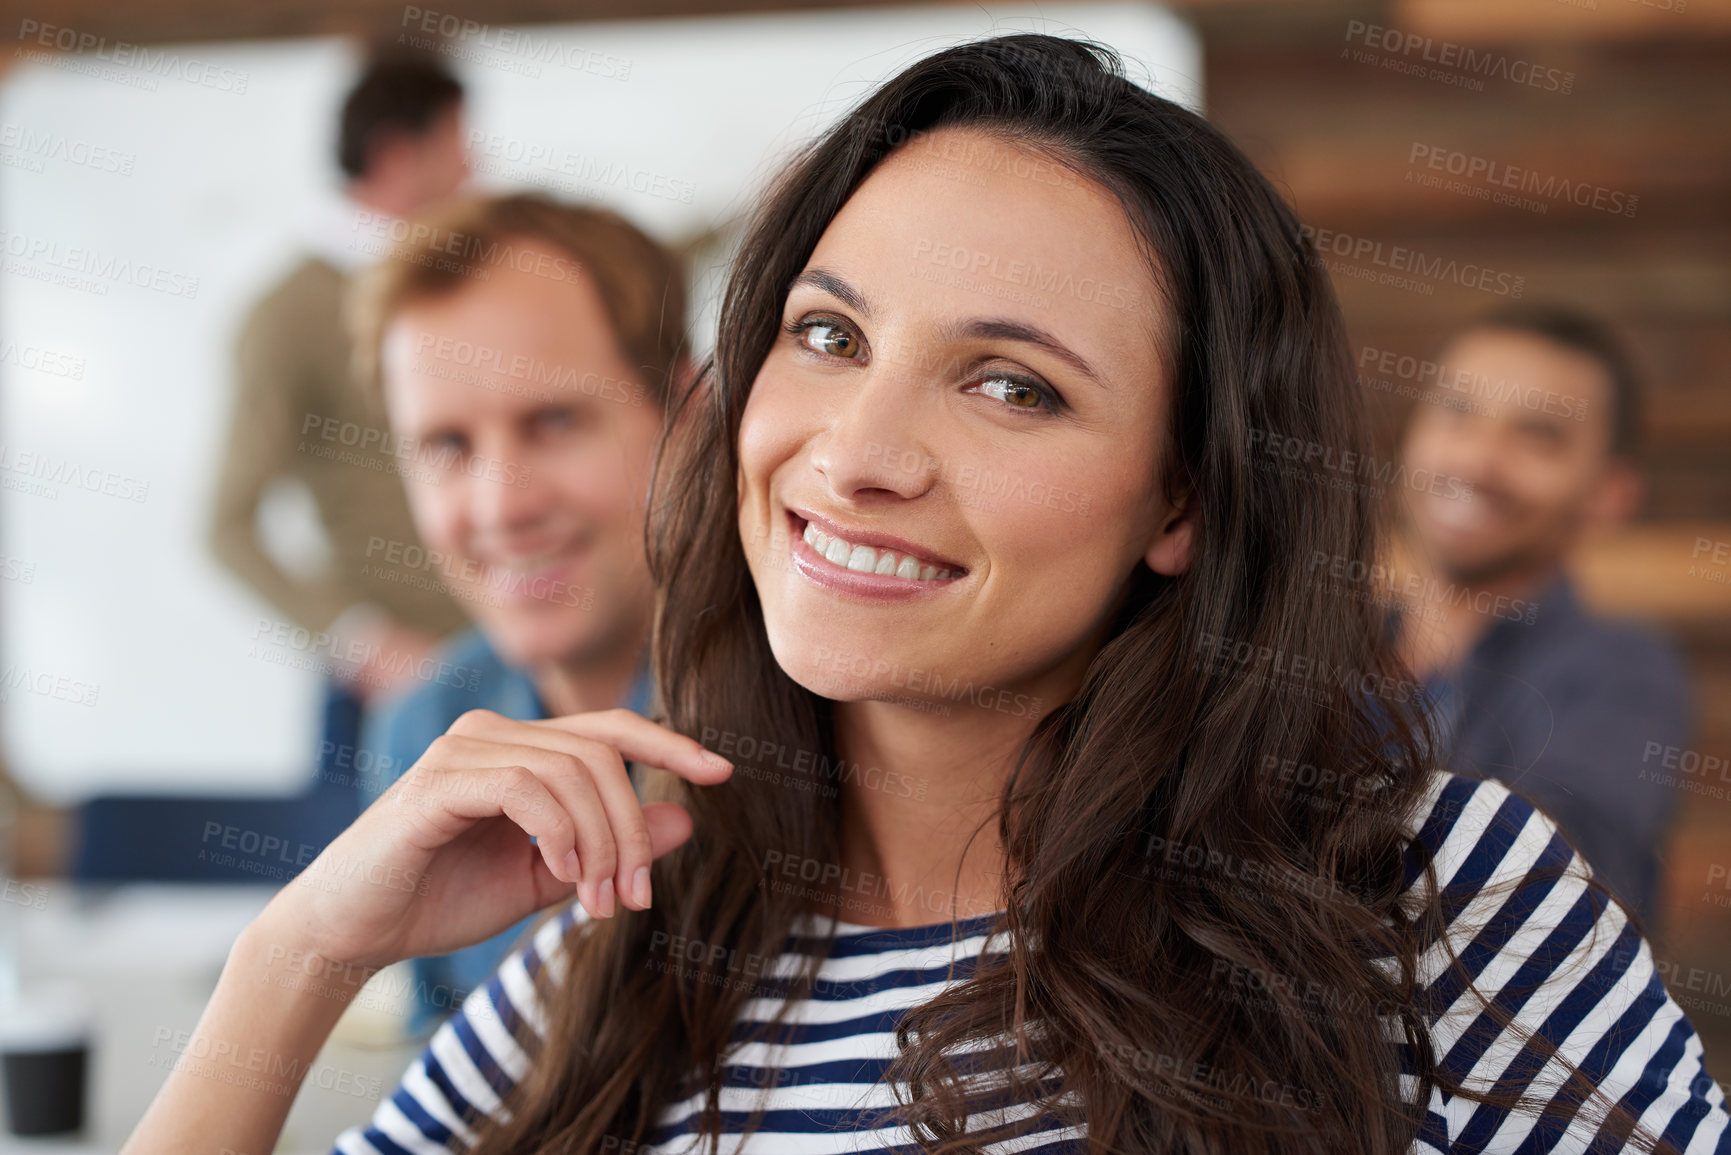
[
  {"left": 457, "top": 34, "right": 1724, "bottom": 1155},
  {"left": 122, "top": 33, "right": 1729, "bottom": 1155},
  {"left": 738, "top": 126, "right": 1177, "bottom": 698}
]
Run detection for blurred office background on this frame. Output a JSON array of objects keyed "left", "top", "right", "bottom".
[{"left": 0, "top": 0, "right": 1726, "bottom": 1148}]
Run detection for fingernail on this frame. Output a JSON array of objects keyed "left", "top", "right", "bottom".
[
  {"left": 632, "top": 866, "right": 652, "bottom": 909},
  {"left": 598, "top": 876, "right": 616, "bottom": 918},
  {"left": 562, "top": 849, "right": 580, "bottom": 882},
  {"left": 703, "top": 751, "right": 733, "bottom": 773}
]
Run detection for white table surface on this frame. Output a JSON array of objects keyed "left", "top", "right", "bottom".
[{"left": 0, "top": 882, "right": 425, "bottom": 1154}]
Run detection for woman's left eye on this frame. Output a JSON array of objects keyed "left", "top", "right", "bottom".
[
  {"left": 798, "top": 321, "right": 861, "bottom": 359},
  {"left": 976, "top": 375, "right": 1056, "bottom": 413}
]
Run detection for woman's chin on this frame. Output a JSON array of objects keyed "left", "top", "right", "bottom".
[
  {"left": 770, "top": 648, "right": 944, "bottom": 712},
  {"left": 764, "top": 643, "right": 866, "bottom": 703}
]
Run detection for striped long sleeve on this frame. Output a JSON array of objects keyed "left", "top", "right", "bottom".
[{"left": 332, "top": 771, "right": 1731, "bottom": 1154}]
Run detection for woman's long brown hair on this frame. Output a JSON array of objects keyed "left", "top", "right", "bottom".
[{"left": 470, "top": 35, "right": 1671, "bottom": 1155}]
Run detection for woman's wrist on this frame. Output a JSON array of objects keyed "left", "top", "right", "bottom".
[
  {"left": 118, "top": 905, "right": 378, "bottom": 1153},
  {"left": 234, "top": 898, "right": 388, "bottom": 1011}
]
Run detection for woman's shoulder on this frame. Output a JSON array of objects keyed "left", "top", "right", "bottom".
[
  {"left": 1390, "top": 766, "right": 1608, "bottom": 1004},
  {"left": 1396, "top": 768, "right": 1579, "bottom": 907},
  {"left": 329, "top": 901, "right": 589, "bottom": 1154},
  {"left": 1387, "top": 769, "right": 1731, "bottom": 1152}
]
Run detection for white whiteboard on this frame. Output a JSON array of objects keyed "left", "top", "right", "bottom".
[{"left": 0, "top": 4, "right": 1200, "bottom": 801}]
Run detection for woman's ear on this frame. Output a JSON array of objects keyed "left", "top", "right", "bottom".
[{"left": 1144, "top": 498, "right": 1195, "bottom": 577}]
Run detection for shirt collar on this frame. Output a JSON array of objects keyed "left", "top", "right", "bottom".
[{"left": 517, "top": 650, "right": 656, "bottom": 720}]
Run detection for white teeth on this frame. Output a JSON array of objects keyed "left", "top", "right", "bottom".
[{"left": 798, "top": 518, "right": 957, "bottom": 583}]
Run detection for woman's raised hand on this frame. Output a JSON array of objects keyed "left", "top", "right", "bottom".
[{"left": 256, "top": 707, "right": 733, "bottom": 973}]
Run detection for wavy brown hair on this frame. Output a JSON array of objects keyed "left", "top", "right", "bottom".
[{"left": 469, "top": 35, "right": 1671, "bottom": 1155}]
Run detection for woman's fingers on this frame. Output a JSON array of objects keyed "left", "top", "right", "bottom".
[
  {"left": 519, "top": 802, "right": 694, "bottom": 916},
  {"left": 528, "top": 708, "right": 735, "bottom": 786},
  {"left": 521, "top": 745, "right": 617, "bottom": 920},
  {"left": 568, "top": 738, "right": 657, "bottom": 912},
  {"left": 394, "top": 760, "right": 578, "bottom": 885},
  {"left": 276, "top": 709, "right": 719, "bottom": 973},
  {"left": 442, "top": 708, "right": 727, "bottom": 916},
  {"left": 411, "top": 710, "right": 719, "bottom": 919},
  {"left": 445, "top": 707, "right": 731, "bottom": 790},
  {"left": 449, "top": 739, "right": 631, "bottom": 921},
  {"left": 642, "top": 801, "right": 695, "bottom": 858}
]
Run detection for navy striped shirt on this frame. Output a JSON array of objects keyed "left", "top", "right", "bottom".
[{"left": 332, "top": 771, "right": 1731, "bottom": 1153}]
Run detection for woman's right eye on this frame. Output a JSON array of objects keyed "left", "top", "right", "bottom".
[{"left": 795, "top": 320, "right": 862, "bottom": 359}]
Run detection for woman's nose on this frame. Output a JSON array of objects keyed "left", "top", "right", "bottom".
[{"left": 808, "top": 368, "right": 941, "bottom": 501}]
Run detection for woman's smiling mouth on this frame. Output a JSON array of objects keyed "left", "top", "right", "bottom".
[{"left": 785, "top": 507, "right": 966, "bottom": 598}]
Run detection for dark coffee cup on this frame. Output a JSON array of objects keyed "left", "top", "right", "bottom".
[{"left": 0, "top": 994, "right": 90, "bottom": 1136}]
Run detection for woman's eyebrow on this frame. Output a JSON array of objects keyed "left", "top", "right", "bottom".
[
  {"left": 791, "top": 268, "right": 871, "bottom": 319},
  {"left": 948, "top": 317, "right": 1105, "bottom": 387},
  {"left": 789, "top": 270, "right": 1104, "bottom": 387}
]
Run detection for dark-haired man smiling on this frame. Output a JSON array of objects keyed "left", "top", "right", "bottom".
[{"left": 1394, "top": 305, "right": 1692, "bottom": 927}]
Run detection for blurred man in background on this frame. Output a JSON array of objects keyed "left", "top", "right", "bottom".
[
  {"left": 208, "top": 55, "right": 472, "bottom": 760},
  {"left": 1395, "top": 304, "right": 1692, "bottom": 928},
  {"left": 346, "top": 192, "right": 686, "bottom": 1029}
]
